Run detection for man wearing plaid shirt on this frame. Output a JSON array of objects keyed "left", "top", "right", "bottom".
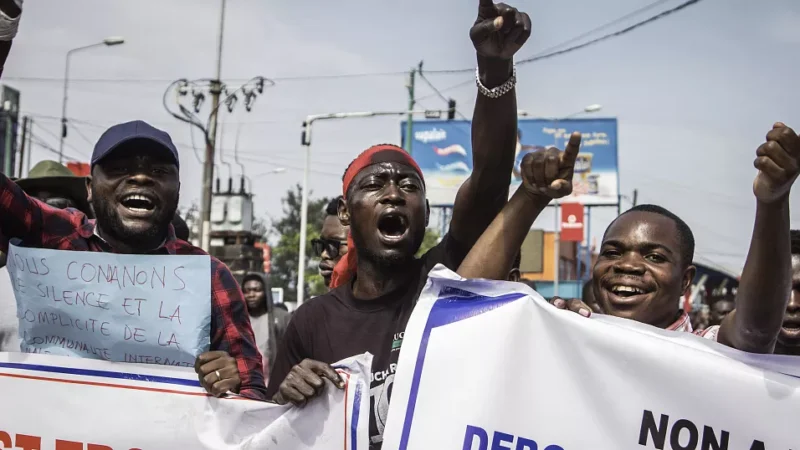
[{"left": 0, "top": 120, "right": 267, "bottom": 400}]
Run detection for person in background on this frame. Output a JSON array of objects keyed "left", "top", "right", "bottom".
[
  {"left": 691, "top": 304, "right": 711, "bottom": 332},
  {"left": 0, "top": 120, "right": 267, "bottom": 399},
  {"left": 241, "top": 272, "right": 290, "bottom": 381},
  {"left": 171, "top": 213, "right": 190, "bottom": 241},
  {"left": 709, "top": 293, "right": 735, "bottom": 327},
  {"left": 314, "top": 196, "right": 349, "bottom": 287},
  {"left": 268, "top": 2, "right": 531, "bottom": 446},
  {"left": 0, "top": 160, "right": 94, "bottom": 352},
  {"left": 14, "top": 160, "right": 94, "bottom": 216},
  {"left": 775, "top": 230, "right": 800, "bottom": 355},
  {"left": 0, "top": 0, "right": 21, "bottom": 78}
]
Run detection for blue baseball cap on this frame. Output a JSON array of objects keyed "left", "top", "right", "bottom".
[{"left": 91, "top": 120, "right": 179, "bottom": 169}]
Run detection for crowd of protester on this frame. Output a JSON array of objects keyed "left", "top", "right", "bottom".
[{"left": 0, "top": 1, "right": 799, "bottom": 449}]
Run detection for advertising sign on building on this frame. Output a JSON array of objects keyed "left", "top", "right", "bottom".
[
  {"left": 403, "top": 118, "right": 619, "bottom": 207},
  {"left": 560, "top": 202, "right": 585, "bottom": 242}
]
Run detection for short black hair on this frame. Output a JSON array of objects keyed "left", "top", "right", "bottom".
[
  {"left": 512, "top": 252, "right": 521, "bottom": 270},
  {"left": 612, "top": 204, "right": 695, "bottom": 268},
  {"left": 172, "top": 214, "right": 190, "bottom": 241},
  {"left": 325, "top": 196, "right": 342, "bottom": 216},
  {"left": 791, "top": 230, "right": 800, "bottom": 256}
]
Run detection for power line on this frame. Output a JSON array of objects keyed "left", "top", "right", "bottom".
[
  {"left": 417, "top": 71, "right": 470, "bottom": 121},
  {"left": 524, "top": 0, "right": 674, "bottom": 58},
  {"left": 517, "top": 0, "right": 703, "bottom": 65},
  {"left": 4, "top": 1, "right": 702, "bottom": 90},
  {"left": 28, "top": 133, "right": 81, "bottom": 162},
  {"left": 32, "top": 123, "right": 90, "bottom": 159},
  {"left": 68, "top": 123, "right": 96, "bottom": 150},
  {"left": 2, "top": 70, "right": 412, "bottom": 85},
  {"left": 420, "top": 0, "right": 705, "bottom": 101}
]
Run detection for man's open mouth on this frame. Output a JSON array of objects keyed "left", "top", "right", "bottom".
[
  {"left": 781, "top": 316, "right": 800, "bottom": 337},
  {"left": 604, "top": 281, "right": 651, "bottom": 305},
  {"left": 377, "top": 212, "right": 409, "bottom": 242},
  {"left": 120, "top": 193, "right": 157, "bottom": 214}
]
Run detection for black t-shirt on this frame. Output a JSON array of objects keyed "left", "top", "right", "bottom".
[{"left": 266, "top": 234, "right": 468, "bottom": 449}]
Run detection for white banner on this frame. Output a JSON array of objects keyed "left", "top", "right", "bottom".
[
  {"left": 383, "top": 266, "right": 800, "bottom": 450},
  {"left": 0, "top": 351, "right": 371, "bottom": 449}
]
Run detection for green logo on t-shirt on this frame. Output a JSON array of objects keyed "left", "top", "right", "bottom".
[{"left": 391, "top": 331, "right": 405, "bottom": 351}]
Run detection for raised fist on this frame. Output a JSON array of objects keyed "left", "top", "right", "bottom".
[
  {"left": 470, "top": 1, "right": 531, "bottom": 60},
  {"left": 520, "top": 132, "right": 582, "bottom": 199},
  {"left": 753, "top": 123, "right": 800, "bottom": 203}
]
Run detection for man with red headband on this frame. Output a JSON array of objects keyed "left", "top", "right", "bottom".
[{"left": 266, "top": 1, "right": 530, "bottom": 447}]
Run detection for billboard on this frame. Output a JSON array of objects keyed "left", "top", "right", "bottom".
[{"left": 402, "top": 118, "right": 619, "bottom": 207}]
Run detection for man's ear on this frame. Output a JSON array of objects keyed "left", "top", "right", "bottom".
[
  {"left": 681, "top": 264, "right": 697, "bottom": 295},
  {"left": 425, "top": 200, "right": 430, "bottom": 227},
  {"left": 85, "top": 176, "right": 93, "bottom": 202},
  {"left": 338, "top": 197, "right": 350, "bottom": 226}
]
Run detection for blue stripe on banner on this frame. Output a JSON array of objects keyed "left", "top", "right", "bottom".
[
  {"left": 351, "top": 379, "right": 362, "bottom": 450},
  {"left": 397, "top": 291, "right": 526, "bottom": 450},
  {"left": 0, "top": 362, "right": 201, "bottom": 387}
]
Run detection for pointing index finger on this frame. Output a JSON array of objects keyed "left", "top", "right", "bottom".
[{"left": 561, "top": 132, "right": 582, "bottom": 166}]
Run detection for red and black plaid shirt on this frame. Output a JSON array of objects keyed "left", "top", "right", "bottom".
[{"left": 0, "top": 173, "right": 267, "bottom": 400}]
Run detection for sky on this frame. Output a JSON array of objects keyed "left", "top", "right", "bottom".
[{"left": 4, "top": 0, "right": 800, "bottom": 274}]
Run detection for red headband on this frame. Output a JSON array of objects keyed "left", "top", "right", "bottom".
[{"left": 330, "top": 144, "right": 424, "bottom": 289}]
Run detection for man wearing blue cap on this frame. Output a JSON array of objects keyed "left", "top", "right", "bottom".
[{"left": 0, "top": 120, "right": 267, "bottom": 400}]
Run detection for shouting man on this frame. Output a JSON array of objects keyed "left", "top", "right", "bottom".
[
  {"left": 0, "top": 120, "right": 267, "bottom": 399},
  {"left": 267, "top": 1, "right": 531, "bottom": 447},
  {"left": 775, "top": 230, "right": 800, "bottom": 355}
]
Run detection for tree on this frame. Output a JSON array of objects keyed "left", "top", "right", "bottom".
[
  {"left": 417, "top": 228, "right": 441, "bottom": 257},
  {"left": 268, "top": 185, "right": 331, "bottom": 304}
]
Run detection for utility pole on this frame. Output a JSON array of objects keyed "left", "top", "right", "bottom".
[
  {"left": 403, "top": 65, "right": 416, "bottom": 153},
  {"left": 3, "top": 112, "right": 11, "bottom": 176},
  {"left": 199, "top": 0, "right": 227, "bottom": 252},
  {"left": 17, "top": 116, "right": 28, "bottom": 177},
  {"left": 25, "top": 117, "right": 32, "bottom": 175}
]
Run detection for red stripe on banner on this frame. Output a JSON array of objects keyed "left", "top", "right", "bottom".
[
  {"left": 337, "top": 370, "right": 352, "bottom": 450},
  {"left": 0, "top": 372, "right": 253, "bottom": 399}
]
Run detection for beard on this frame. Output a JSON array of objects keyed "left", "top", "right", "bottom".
[
  {"left": 91, "top": 187, "right": 178, "bottom": 251},
  {"left": 351, "top": 224, "right": 424, "bottom": 270}
]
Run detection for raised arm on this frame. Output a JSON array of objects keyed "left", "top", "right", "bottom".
[
  {"left": 458, "top": 133, "right": 581, "bottom": 279},
  {"left": 717, "top": 123, "right": 800, "bottom": 353},
  {"left": 0, "top": 0, "right": 21, "bottom": 78},
  {"left": 449, "top": 0, "right": 531, "bottom": 248},
  {"left": 0, "top": 171, "right": 72, "bottom": 252}
]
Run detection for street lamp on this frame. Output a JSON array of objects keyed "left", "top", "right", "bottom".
[
  {"left": 552, "top": 103, "right": 603, "bottom": 297},
  {"left": 59, "top": 37, "right": 126, "bottom": 163}
]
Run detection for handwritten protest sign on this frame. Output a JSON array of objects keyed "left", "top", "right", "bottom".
[{"left": 6, "top": 243, "right": 212, "bottom": 367}]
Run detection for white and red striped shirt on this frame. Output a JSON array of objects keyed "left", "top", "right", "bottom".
[{"left": 667, "top": 311, "right": 720, "bottom": 340}]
